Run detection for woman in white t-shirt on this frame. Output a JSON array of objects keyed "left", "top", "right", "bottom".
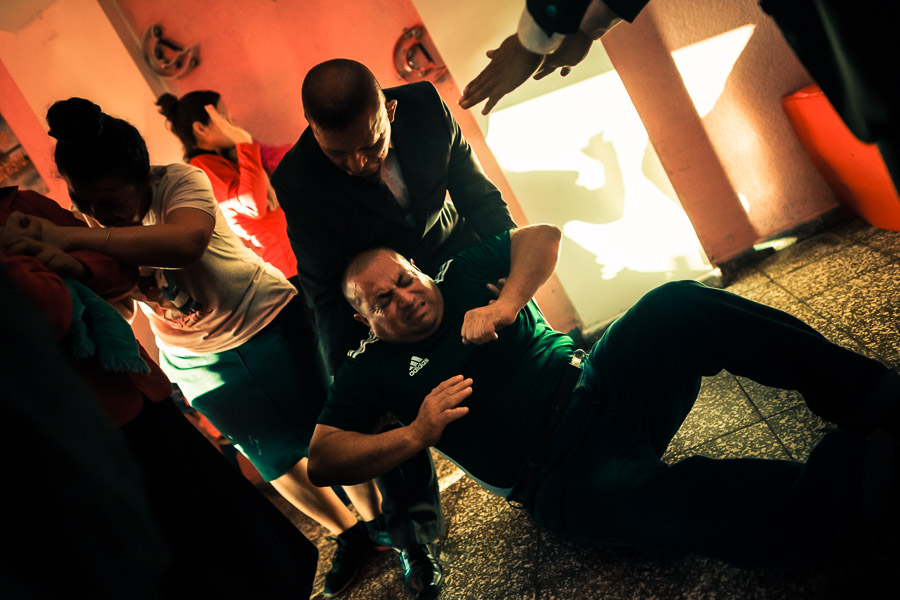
[{"left": 24, "top": 97, "right": 391, "bottom": 596}]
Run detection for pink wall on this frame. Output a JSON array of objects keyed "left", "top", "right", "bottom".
[
  {"left": 0, "top": 59, "right": 68, "bottom": 203},
  {"left": 602, "top": 0, "right": 838, "bottom": 263}
]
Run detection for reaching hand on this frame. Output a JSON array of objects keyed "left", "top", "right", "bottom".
[
  {"left": 1, "top": 212, "right": 63, "bottom": 252},
  {"left": 204, "top": 104, "right": 253, "bottom": 146},
  {"left": 534, "top": 31, "right": 593, "bottom": 80},
  {"left": 1, "top": 213, "right": 85, "bottom": 279},
  {"left": 459, "top": 34, "right": 544, "bottom": 115},
  {"left": 410, "top": 375, "right": 473, "bottom": 447},
  {"left": 461, "top": 298, "right": 518, "bottom": 344}
]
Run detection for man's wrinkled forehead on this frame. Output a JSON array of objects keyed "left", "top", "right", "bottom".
[{"left": 351, "top": 250, "right": 407, "bottom": 302}]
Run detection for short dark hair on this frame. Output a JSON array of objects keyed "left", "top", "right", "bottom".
[
  {"left": 156, "top": 90, "right": 221, "bottom": 160},
  {"left": 302, "top": 59, "right": 383, "bottom": 131},
  {"left": 47, "top": 97, "right": 150, "bottom": 185}
]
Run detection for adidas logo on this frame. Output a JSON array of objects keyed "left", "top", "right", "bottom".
[{"left": 409, "top": 356, "right": 429, "bottom": 376}]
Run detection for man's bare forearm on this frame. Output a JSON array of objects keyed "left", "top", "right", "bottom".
[
  {"left": 307, "top": 424, "right": 427, "bottom": 487},
  {"left": 309, "top": 376, "right": 473, "bottom": 486},
  {"left": 502, "top": 223, "right": 562, "bottom": 310}
]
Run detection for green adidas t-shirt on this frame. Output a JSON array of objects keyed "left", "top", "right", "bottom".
[{"left": 320, "top": 230, "right": 575, "bottom": 488}]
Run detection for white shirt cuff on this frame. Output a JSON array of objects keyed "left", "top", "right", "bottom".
[
  {"left": 516, "top": 8, "right": 564, "bottom": 55},
  {"left": 580, "top": 0, "right": 622, "bottom": 40}
]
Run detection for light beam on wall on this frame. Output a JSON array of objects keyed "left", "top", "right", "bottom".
[
  {"left": 484, "top": 25, "right": 756, "bottom": 324},
  {"left": 671, "top": 24, "right": 756, "bottom": 118},
  {"left": 485, "top": 64, "right": 708, "bottom": 281}
]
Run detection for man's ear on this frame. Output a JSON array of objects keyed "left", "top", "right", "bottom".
[
  {"left": 385, "top": 99, "right": 398, "bottom": 123},
  {"left": 353, "top": 312, "right": 371, "bottom": 329}
]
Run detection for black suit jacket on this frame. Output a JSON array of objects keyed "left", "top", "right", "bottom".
[
  {"left": 525, "top": 0, "right": 647, "bottom": 36},
  {"left": 272, "top": 81, "right": 517, "bottom": 372}
]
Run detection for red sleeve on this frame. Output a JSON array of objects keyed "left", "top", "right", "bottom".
[
  {"left": 192, "top": 144, "right": 269, "bottom": 219},
  {"left": 68, "top": 250, "right": 138, "bottom": 300},
  {"left": 1, "top": 253, "right": 73, "bottom": 339}
]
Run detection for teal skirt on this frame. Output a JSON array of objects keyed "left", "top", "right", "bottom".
[{"left": 159, "top": 302, "right": 328, "bottom": 481}]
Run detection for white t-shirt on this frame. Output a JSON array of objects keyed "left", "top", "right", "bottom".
[{"left": 138, "top": 164, "right": 296, "bottom": 354}]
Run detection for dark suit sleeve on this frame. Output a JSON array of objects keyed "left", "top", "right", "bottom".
[
  {"left": 525, "top": 0, "right": 647, "bottom": 36},
  {"left": 293, "top": 221, "right": 367, "bottom": 375},
  {"left": 431, "top": 85, "right": 518, "bottom": 238},
  {"left": 272, "top": 153, "right": 368, "bottom": 375}
]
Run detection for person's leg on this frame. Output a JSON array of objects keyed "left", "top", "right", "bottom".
[
  {"left": 159, "top": 314, "right": 386, "bottom": 597},
  {"left": 530, "top": 281, "right": 896, "bottom": 567},
  {"left": 599, "top": 281, "right": 896, "bottom": 436},
  {"left": 271, "top": 458, "right": 359, "bottom": 535},
  {"left": 343, "top": 480, "right": 383, "bottom": 523}
]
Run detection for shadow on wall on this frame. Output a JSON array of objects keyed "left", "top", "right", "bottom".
[{"left": 500, "top": 125, "right": 711, "bottom": 328}]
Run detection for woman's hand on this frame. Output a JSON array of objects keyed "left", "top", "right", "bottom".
[
  {"left": 205, "top": 104, "right": 253, "bottom": 146},
  {"left": 1, "top": 211, "right": 67, "bottom": 252},
  {"left": 1, "top": 213, "right": 85, "bottom": 279}
]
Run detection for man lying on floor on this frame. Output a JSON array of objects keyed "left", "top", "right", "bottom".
[{"left": 307, "top": 224, "right": 900, "bottom": 569}]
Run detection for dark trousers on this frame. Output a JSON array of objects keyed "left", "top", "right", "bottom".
[
  {"left": 528, "top": 281, "right": 898, "bottom": 567},
  {"left": 376, "top": 438, "right": 446, "bottom": 549}
]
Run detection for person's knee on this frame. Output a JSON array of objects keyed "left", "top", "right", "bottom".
[{"left": 628, "top": 280, "right": 701, "bottom": 322}]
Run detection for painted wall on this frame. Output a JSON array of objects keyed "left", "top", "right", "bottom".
[
  {"left": 415, "top": 1, "right": 839, "bottom": 255},
  {"left": 414, "top": 0, "right": 714, "bottom": 327},
  {"left": 108, "top": 0, "right": 580, "bottom": 333},
  {"left": 0, "top": 0, "right": 580, "bottom": 337},
  {"left": 0, "top": 0, "right": 843, "bottom": 332},
  {"left": 0, "top": 0, "right": 184, "bottom": 179},
  {"left": 603, "top": 0, "right": 837, "bottom": 261}
]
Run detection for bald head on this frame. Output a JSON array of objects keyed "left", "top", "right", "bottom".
[
  {"left": 342, "top": 248, "right": 445, "bottom": 344},
  {"left": 302, "top": 59, "right": 384, "bottom": 131}
]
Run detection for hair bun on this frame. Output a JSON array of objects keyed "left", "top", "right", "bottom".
[
  {"left": 155, "top": 93, "right": 179, "bottom": 122},
  {"left": 47, "top": 97, "right": 105, "bottom": 143}
]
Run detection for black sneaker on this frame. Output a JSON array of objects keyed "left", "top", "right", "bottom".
[{"left": 323, "top": 521, "right": 374, "bottom": 598}]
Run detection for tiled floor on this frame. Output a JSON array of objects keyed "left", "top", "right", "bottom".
[{"left": 264, "top": 217, "right": 900, "bottom": 599}]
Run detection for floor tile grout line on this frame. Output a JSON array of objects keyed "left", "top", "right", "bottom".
[{"left": 763, "top": 271, "right": 893, "bottom": 366}]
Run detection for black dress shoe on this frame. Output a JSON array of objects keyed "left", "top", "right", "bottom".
[{"left": 398, "top": 543, "right": 443, "bottom": 599}]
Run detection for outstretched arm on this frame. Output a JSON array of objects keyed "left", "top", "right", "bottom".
[
  {"left": 460, "top": 223, "right": 561, "bottom": 344},
  {"left": 10, "top": 208, "right": 215, "bottom": 269},
  {"left": 459, "top": 1, "right": 626, "bottom": 114},
  {"left": 307, "top": 375, "right": 473, "bottom": 486}
]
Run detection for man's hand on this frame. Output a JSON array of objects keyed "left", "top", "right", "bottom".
[
  {"left": 459, "top": 34, "right": 544, "bottom": 115},
  {"left": 461, "top": 298, "right": 518, "bottom": 344},
  {"left": 409, "top": 375, "right": 473, "bottom": 447},
  {"left": 534, "top": 30, "right": 593, "bottom": 80}
]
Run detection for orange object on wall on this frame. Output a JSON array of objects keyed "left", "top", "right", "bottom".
[{"left": 782, "top": 85, "right": 900, "bottom": 231}]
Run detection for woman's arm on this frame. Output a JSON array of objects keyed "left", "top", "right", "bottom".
[
  {"left": 20, "top": 207, "right": 215, "bottom": 269},
  {"left": 193, "top": 144, "right": 270, "bottom": 220}
]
